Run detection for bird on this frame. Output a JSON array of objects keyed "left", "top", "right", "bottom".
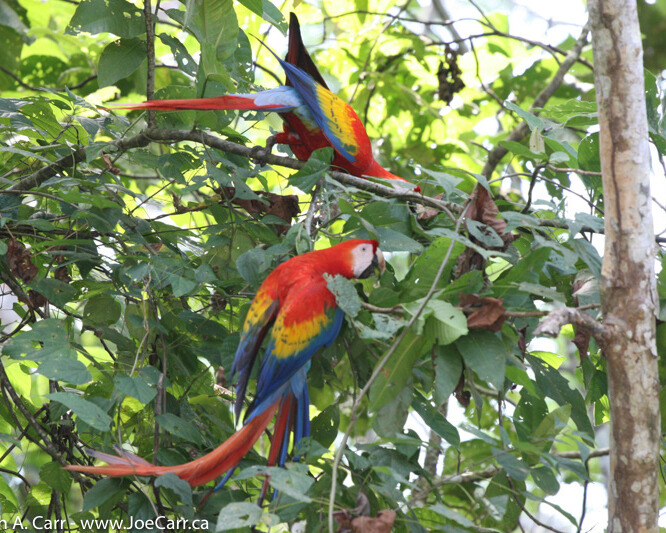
[
  {"left": 64, "top": 239, "right": 385, "bottom": 490},
  {"left": 110, "top": 13, "right": 416, "bottom": 190}
]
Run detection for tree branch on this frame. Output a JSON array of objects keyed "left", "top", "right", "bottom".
[
  {"left": 481, "top": 21, "right": 591, "bottom": 179},
  {"left": 534, "top": 307, "right": 607, "bottom": 347}
]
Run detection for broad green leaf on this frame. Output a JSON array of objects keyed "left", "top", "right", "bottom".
[
  {"left": 154, "top": 473, "right": 192, "bottom": 505},
  {"left": 29, "top": 279, "right": 78, "bottom": 307},
  {"left": 267, "top": 464, "right": 313, "bottom": 502},
  {"left": 38, "top": 359, "right": 91, "bottom": 385},
  {"left": 97, "top": 38, "right": 147, "bottom": 87},
  {"left": 492, "top": 448, "right": 529, "bottom": 481},
  {"left": 47, "top": 392, "right": 112, "bottom": 431},
  {"left": 433, "top": 346, "right": 463, "bottom": 405},
  {"left": 289, "top": 147, "right": 333, "bottom": 193},
  {"left": 374, "top": 386, "right": 410, "bottom": 436},
  {"left": 530, "top": 465, "right": 560, "bottom": 495},
  {"left": 40, "top": 461, "right": 72, "bottom": 493},
  {"left": 3, "top": 319, "right": 76, "bottom": 362},
  {"left": 185, "top": 0, "right": 238, "bottom": 76},
  {"left": 533, "top": 404, "right": 571, "bottom": 446},
  {"left": 66, "top": 0, "right": 145, "bottom": 38},
  {"left": 412, "top": 392, "right": 459, "bottom": 447},
  {"left": 216, "top": 502, "right": 277, "bottom": 530},
  {"left": 466, "top": 219, "right": 504, "bottom": 248},
  {"left": 83, "top": 293, "right": 122, "bottom": 326},
  {"left": 499, "top": 140, "right": 544, "bottom": 160},
  {"left": 155, "top": 413, "right": 204, "bottom": 445},
  {"left": 578, "top": 133, "right": 601, "bottom": 172},
  {"left": 236, "top": 0, "right": 286, "bottom": 31},
  {"left": 310, "top": 404, "right": 339, "bottom": 448},
  {"left": 114, "top": 375, "right": 157, "bottom": 404},
  {"left": 236, "top": 247, "right": 269, "bottom": 287},
  {"left": 325, "top": 274, "right": 361, "bottom": 318},
  {"left": 504, "top": 101, "right": 545, "bottom": 131},
  {"left": 456, "top": 331, "right": 506, "bottom": 390},
  {"left": 82, "top": 478, "right": 125, "bottom": 511},
  {"left": 525, "top": 354, "right": 594, "bottom": 438},
  {"left": 369, "top": 330, "right": 433, "bottom": 411}
]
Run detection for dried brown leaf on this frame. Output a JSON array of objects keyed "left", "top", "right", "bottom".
[
  {"left": 466, "top": 186, "right": 507, "bottom": 238},
  {"left": 352, "top": 510, "right": 396, "bottom": 533},
  {"left": 7, "top": 239, "right": 38, "bottom": 282},
  {"left": 460, "top": 293, "right": 507, "bottom": 332}
]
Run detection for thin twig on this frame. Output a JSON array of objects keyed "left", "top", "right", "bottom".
[
  {"left": 143, "top": 0, "right": 156, "bottom": 128},
  {"left": 481, "top": 21, "right": 591, "bottom": 180},
  {"left": 327, "top": 197, "right": 473, "bottom": 533}
]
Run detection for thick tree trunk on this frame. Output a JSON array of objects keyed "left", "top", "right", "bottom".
[{"left": 588, "top": 1, "right": 660, "bottom": 532}]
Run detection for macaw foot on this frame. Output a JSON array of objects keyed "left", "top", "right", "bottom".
[{"left": 249, "top": 144, "right": 271, "bottom": 166}]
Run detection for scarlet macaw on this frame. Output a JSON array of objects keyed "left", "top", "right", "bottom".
[
  {"left": 112, "top": 14, "right": 416, "bottom": 190},
  {"left": 65, "top": 239, "right": 385, "bottom": 489}
]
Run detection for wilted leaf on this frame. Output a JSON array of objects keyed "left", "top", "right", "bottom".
[
  {"left": 460, "top": 293, "right": 507, "bottom": 332},
  {"left": 7, "top": 238, "right": 38, "bottom": 282},
  {"left": 352, "top": 510, "right": 396, "bottom": 533}
]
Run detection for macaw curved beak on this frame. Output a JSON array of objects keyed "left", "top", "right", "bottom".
[{"left": 358, "top": 248, "right": 386, "bottom": 279}]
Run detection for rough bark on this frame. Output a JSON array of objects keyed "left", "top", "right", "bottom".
[{"left": 588, "top": 1, "right": 660, "bottom": 531}]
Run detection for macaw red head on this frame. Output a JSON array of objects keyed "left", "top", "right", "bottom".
[{"left": 348, "top": 239, "right": 385, "bottom": 279}]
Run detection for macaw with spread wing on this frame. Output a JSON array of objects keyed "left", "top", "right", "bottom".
[
  {"left": 112, "top": 14, "right": 416, "bottom": 190},
  {"left": 65, "top": 239, "right": 385, "bottom": 490}
]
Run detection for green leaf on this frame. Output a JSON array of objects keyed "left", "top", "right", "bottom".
[
  {"left": 114, "top": 375, "right": 157, "bottom": 404},
  {"left": 412, "top": 392, "right": 459, "bottom": 447},
  {"left": 400, "top": 237, "right": 465, "bottom": 300},
  {"left": 47, "top": 392, "right": 112, "bottom": 431},
  {"left": 82, "top": 478, "right": 125, "bottom": 511},
  {"left": 430, "top": 504, "right": 480, "bottom": 530},
  {"left": 466, "top": 220, "right": 504, "bottom": 248},
  {"left": 236, "top": 0, "right": 286, "bottom": 31},
  {"left": 29, "top": 279, "right": 78, "bottom": 308},
  {"left": 504, "top": 101, "right": 545, "bottom": 131},
  {"left": 154, "top": 473, "right": 192, "bottom": 505},
  {"left": 456, "top": 331, "right": 506, "bottom": 390},
  {"left": 578, "top": 133, "right": 601, "bottom": 172},
  {"left": 83, "top": 293, "right": 122, "bottom": 326},
  {"left": 325, "top": 274, "right": 361, "bottom": 318},
  {"left": 531, "top": 465, "right": 560, "bottom": 495},
  {"left": 373, "top": 386, "right": 411, "bottom": 436},
  {"left": 216, "top": 502, "right": 271, "bottom": 530},
  {"left": 185, "top": 0, "right": 238, "bottom": 76},
  {"left": 533, "top": 404, "right": 571, "bottom": 447},
  {"left": 97, "top": 38, "right": 147, "bottom": 87},
  {"left": 236, "top": 247, "right": 269, "bottom": 287},
  {"left": 310, "top": 404, "right": 339, "bottom": 448},
  {"left": 289, "top": 147, "right": 333, "bottom": 193},
  {"left": 525, "top": 354, "right": 594, "bottom": 438},
  {"left": 499, "top": 140, "right": 544, "bottom": 160},
  {"left": 38, "top": 359, "right": 91, "bottom": 385},
  {"left": 155, "top": 413, "right": 204, "bottom": 445},
  {"left": 369, "top": 330, "right": 433, "bottom": 411},
  {"left": 3, "top": 319, "right": 76, "bottom": 362},
  {"left": 493, "top": 448, "right": 529, "bottom": 481},
  {"left": 408, "top": 300, "right": 467, "bottom": 344},
  {"left": 433, "top": 346, "right": 463, "bottom": 405},
  {"left": 158, "top": 33, "right": 197, "bottom": 76},
  {"left": 266, "top": 464, "right": 313, "bottom": 502},
  {"left": 66, "top": 0, "right": 145, "bottom": 38},
  {"left": 40, "top": 462, "right": 72, "bottom": 493}
]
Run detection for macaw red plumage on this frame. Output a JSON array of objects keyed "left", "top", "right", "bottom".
[
  {"left": 65, "top": 239, "right": 385, "bottom": 490},
  {"left": 111, "top": 14, "right": 416, "bottom": 190}
]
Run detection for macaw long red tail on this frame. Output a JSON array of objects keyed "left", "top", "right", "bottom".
[
  {"left": 109, "top": 96, "right": 277, "bottom": 111},
  {"left": 64, "top": 400, "right": 279, "bottom": 487}
]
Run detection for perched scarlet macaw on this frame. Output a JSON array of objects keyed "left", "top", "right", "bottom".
[
  {"left": 112, "top": 14, "right": 416, "bottom": 190},
  {"left": 65, "top": 239, "right": 385, "bottom": 490}
]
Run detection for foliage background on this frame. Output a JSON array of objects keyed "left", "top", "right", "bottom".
[{"left": 0, "top": 0, "right": 665, "bottom": 531}]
